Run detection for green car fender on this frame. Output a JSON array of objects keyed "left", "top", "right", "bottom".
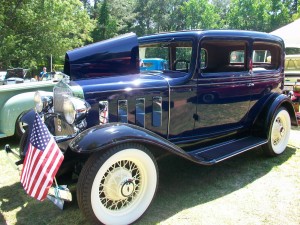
[{"left": 0, "top": 92, "right": 37, "bottom": 137}]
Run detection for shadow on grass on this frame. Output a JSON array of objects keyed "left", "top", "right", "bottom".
[
  {"left": 0, "top": 135, "right": 297, "bottom": 225},
  {"left": 0, "top": 136, "right": 90, "bottom": 225},
  {"left": 0, "top": 174, "right": 89, "bottom": 225},
  {"left": 136, "top": 146, "right": 297, "bottom": 224}
]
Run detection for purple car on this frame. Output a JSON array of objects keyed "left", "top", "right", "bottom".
[{"left": 14, "top": 30, "right": 297, "bottom": 224}]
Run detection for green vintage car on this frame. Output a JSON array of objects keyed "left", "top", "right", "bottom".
[{"left": 0, "top": 73, "right": 68, "bottom": 139}]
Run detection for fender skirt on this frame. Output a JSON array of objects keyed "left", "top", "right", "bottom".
[{"left": 69, "top": 123, "right": 198, "bottom": 163}]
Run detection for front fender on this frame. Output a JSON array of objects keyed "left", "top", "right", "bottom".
[
  {"left": 0, "top": 92, "right": 36, "bottom": 137},
  {"left": 69, "top": 123, "right": 189, "bottom": 157},
  {"left": 252, "top": 93, "right": 297, "bottom": 138}
]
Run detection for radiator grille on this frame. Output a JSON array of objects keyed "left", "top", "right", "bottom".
[{"left": 53, "top": 82, "right": 73, "bottom": 113}]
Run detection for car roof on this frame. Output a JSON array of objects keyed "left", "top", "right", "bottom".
[{"left": 138, "top": 30, "right": 284, "bottom": 46}]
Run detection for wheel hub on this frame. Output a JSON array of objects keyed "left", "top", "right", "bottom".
[
  {"left": 273, "top": 117, "right": 285, "bottom": 146},
  {"left": 121, "top": 179, "right": 135, "bottom": 197},
  {"left": 103, "top": 167, "right": 134, "bottom": 201}
]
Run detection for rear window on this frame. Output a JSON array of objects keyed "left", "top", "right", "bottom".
[
  {"left": 200, "top": 40, "right": 248, "bottom": 74},
  {"left": 252, "top": 42, "right": 282, "bottom": 72}
]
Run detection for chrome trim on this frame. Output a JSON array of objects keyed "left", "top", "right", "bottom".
[
  {"left": 99, "top": 101, "right": 109, "bottom": 124},
  {"left": 54, "top": 82, "right": 73, "bottom": 113},
  {"left": 135, "top": 98, "right": 145, "bottom": 127},
  {"left": 152, "top": 96, "right": 162, "bottom": 127},
  {"left": 118, "top": 100, "right": 128, "bottom": 123},
  {"left": 63, "top": 96, "right": 91, "bottom": 124},
  {"left": 85, "top": 85, "right": 168, "bottom": 95}
]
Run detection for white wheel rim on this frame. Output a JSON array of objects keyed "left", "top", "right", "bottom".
[
  {"left": 91, "top": 149, "right": 157, "bottom": 225},
  {"left": 271, "top": 110, "right": 291, "bottom": 154},
  {"left": 18, "top": 121, "right": 28, "bottom": 134}
]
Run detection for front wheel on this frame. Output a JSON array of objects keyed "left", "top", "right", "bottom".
[
  {"left": 77, "top": 144, "right": 158, "bottom": 225},
  {"left": 15, "top": 114, "right": 28, "bottom": 139},
  {"left": 263, "top": 107, "right": 291, "bottom": 156}
]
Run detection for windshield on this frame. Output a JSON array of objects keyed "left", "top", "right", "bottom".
[
  {"left": 6, "top": 68, "right": 29, "bottom": 79},
  {"left": 139, "top": 41, "right": 192, "bottom": 74}
]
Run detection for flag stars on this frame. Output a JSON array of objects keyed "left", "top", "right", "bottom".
[{"left": 30, "top": 114, "right": 52, "bottom": 150}]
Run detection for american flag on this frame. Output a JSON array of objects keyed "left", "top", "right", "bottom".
[{"left": 20, "top": 113, "right": 64, "bottom": 201}]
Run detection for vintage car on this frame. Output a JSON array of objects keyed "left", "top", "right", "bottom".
[
  {"left": 140, "top": 58, "right": 168, "bottom": 71},
  {"left": 3, "top": 68, "right": 32, "bottom": 84},
  {"left": 0, "top": 72, "right": 69, "bottom": 139},
  {"left": 17, "top": 30, "right": 297, "bottom": 224}
]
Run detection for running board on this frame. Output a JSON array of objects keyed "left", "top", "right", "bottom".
[{"left": 188, "top": 136, "right": 267, "bottom": 165}]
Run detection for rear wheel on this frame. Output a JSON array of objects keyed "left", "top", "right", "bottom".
[
  {"left": 263, "top": 107, "right": 291, "bottom": 156},
  {"left": 77, "top": 144, "right": 158, "bottom": 225}
]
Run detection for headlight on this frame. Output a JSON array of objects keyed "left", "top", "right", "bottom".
[
  {"left": 34, "top": 91, "right": 43, "bottom": 113},
  {"left": 63, "top": 97, "right": 90, "bottom": 124},
  {"left": 34, "top": 91, "right": 53, "bottom": 113}
]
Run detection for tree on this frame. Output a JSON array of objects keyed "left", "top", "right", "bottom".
[
  {"left": 210, "top": 0, "right": 231, "bottom": 28},
  {"left": 92, "top": 0, "right": 135, "bottom": 41},
  {"left": 226, "top": 0, "right": 293, "bottom": 32},
  {"left": 180, "top": 0, "right": 221, "bottom": 29},
  {"left": 0, "top": 0, "right": 94, "bottom": 70}
]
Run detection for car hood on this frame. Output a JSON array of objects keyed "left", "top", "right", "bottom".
[
  {"left": 72, "top": 72, "right": 169, "bottom": 95},
  {"left": 64, "top": 33, "right": 139, "bottom": 81}
]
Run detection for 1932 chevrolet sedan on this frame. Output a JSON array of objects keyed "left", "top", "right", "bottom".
[{"left": 19, "top": 30, "right": 297, "bottom": 224}]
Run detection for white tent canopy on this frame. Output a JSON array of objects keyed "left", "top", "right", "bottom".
[{"left": 270, "top": 19, "right": 300, "bottom": 48}]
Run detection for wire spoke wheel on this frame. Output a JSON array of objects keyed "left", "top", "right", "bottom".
[
  {"left": 77, "top": 144, "right": 158, "bottom": 225},
  {"left": 99, "top": 159, "right": 141, "bottom": 211}
]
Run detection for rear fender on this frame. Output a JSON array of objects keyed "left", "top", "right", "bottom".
[{"left": 252, "top": 93, "right": 297, "bottom": 138}]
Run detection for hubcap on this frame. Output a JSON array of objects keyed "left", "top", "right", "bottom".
[
  {"left": 18, "top": 121, "right": 28, "bottom": 134},
  {"left": 99, "top": 160, "right": 141, "bottom": 211},
  {"left": 121, "top": 180, "right": 135, "bottom": 197},
  {"left": 272, "top": 117, "right": 285, "bottom": 146}
]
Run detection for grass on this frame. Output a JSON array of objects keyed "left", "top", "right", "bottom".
[{"left": 0, "top": 129, "right": 300, "bottom": 225}]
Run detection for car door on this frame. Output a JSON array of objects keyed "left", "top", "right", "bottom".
[{"left": 193, "top": 37, "right": 252, "bottom": 137}]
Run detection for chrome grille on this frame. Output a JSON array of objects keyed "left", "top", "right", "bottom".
[{"left": 53, "top": 81, "right": 73, "bottom": 113}]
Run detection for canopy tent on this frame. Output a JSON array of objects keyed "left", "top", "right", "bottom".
[{"left": 270, "top": 19, "right": 300, "bottom": 48}]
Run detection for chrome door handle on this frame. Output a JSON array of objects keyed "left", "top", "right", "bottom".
[{"left": 247, "top": 83, "right": 254, "bottom": 87}]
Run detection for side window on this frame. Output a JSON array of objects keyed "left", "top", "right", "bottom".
[
  {"left": 200, "top": 40, "right": 248, "bottom": 74},
  {"left": 139, "top": 41, "right": 192, "bottom": 73},
  {"left": 252, "top": 42, "right": 281, "bottom": 72},
  {"left": 174, "top": 47, "right": 192, "bottom": 71}
]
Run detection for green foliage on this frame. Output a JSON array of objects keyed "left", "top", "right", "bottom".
[
  {"left": 180, "top": 0, "right": 221, "bottom": 29},
  {"left": 0, "top": 0, "right": 94, "bottom": 70},
  {"left": 227, "top": 0, "right": 294, "bottom": 32},
  {"left": 0, "top": 0, "right": 299, "bottom": 70},
  {"left": 92, "top": 0, "right": 135, "bottom": 41}
]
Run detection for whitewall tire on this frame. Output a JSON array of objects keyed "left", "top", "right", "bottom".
[
  {"left": 77, "top": 144, "right": 158, "bottom": 225},
  {"left": 263, "top": 107, "right": 291, "bottom": 156}
]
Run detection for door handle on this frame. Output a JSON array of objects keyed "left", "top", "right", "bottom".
[{"left": 247, "top": 83, "right": 254, "bottom": 87}]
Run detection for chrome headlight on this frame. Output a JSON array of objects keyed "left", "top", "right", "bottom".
[
  {"left": 63, "top": 97, "right": 90, "bottom": 124},
  {"left": 34, "top": 91, "right": 53, "bottom": 113},
  {"left": 34, "top": 91, "right": 43, "bottom": 113}
]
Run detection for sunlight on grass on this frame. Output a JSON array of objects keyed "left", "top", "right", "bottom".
[{"left": 0, "top": 129, "right": 299, "bottom": 225}]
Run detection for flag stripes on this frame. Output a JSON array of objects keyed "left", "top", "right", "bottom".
[{"left": 20, "top": 113, "right": 64, "bottom": 201}]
